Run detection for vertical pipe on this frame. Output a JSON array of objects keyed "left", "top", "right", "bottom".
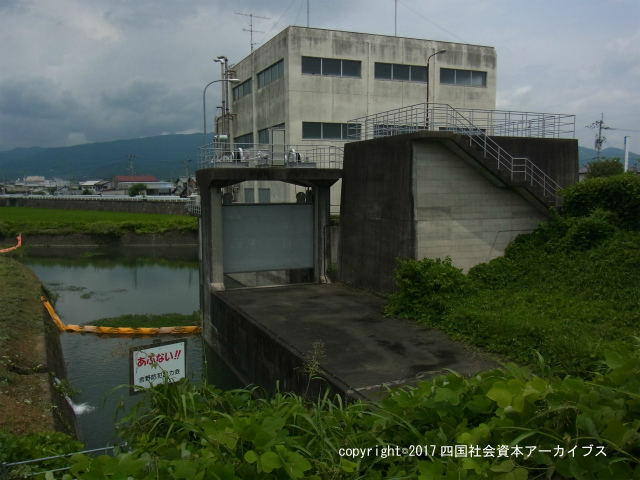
[{"left": 624, "top": 136, "right": 630, "bottom": 172}]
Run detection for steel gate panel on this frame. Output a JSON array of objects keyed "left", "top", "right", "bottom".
[{"left": 221, "top": 203, "right": 314, "bottom": 273}]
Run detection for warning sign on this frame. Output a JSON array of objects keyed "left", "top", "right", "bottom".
[{"left": 129, "top": 339, "right": 187, "bottom": 395}]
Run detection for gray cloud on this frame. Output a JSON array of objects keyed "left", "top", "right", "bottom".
[
  {"left": 0, "top": 76, "right": 81, "bottom": 119},
  {"left": 0, "top": 0, "right": 638, "bottom": 152}
]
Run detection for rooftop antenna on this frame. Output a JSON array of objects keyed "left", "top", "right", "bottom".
[
  {"left": 307, "top": 0, "right": 310, "bottom": 27},
  {"left": 235, "top": 12, "right": 270, "bottom": 53}
]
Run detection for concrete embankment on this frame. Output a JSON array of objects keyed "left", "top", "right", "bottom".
[{"left": 18, "top": 231, "right": 198, "bottom": 248}]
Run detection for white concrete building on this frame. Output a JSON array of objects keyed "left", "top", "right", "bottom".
[{"left": 221, "top": 26, "right": 497, "bottom": 211}]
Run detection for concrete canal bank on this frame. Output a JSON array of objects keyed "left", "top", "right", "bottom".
[
  {"left": 17, "top": 232, "right": 198, "bottom": 248},
  {"left": 205, "top": 283, "right": 497, "bottom": 401}
]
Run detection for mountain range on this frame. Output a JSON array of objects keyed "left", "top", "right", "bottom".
[
  {"left": 0, "top": 134, "right": 638, "bottom": 183},
  {"left": 0, "top": 134, "right": 203, "bottom": 183}
]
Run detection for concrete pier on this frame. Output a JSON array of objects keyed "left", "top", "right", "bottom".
[{"left": 205, "top": 283, "right": 496, "bottom": 401}]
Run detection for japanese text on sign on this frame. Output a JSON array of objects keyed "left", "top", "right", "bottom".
[{"left": 130, "top": 339, "right": 186, "bottom": 394}]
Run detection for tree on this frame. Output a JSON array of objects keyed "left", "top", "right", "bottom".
[
  {"left": 585, "top": 158, "right": 624, "bottom": 179},
  {"left": 128, "top": 183, "right": 147, "bottom": 197}
]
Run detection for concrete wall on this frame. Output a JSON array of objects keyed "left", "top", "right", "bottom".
[
  {"left": 490, "top": 136, "right": 579, "bottom": 188},
  {"left": 0, "top": 196, "right": 190, "bottom": 215},
  {"left": 340, "top": 136, "right": 416, "bottom": 293},
  {"left": 44, "top": 309, "right": 79, "bottom": 437},
  {"left": 413, "top": 141, "right": 549, "bottom": 271},
  {"left": 339, "top": 134, "right": 566, "bottom": 293},
  {"left": 204, "top": 291, "right": 357, "bottom": 399}
]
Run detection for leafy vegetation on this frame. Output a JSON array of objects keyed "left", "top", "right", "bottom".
[
  {"left": 387, "top": 229, "right": 640, "bottom": 376},
  {"left": 584, "top": 158, "right": 624, "bottom": 179},
  {"left": 128, "top": 183, "right": 147, "bottom": 197},
  {"left": 38, "top": 345, "right": 640, "bottom": 480},
  {"left": 0, "top": 207, "right": 198, "bottom": 238},
  {"left": 386, "top": 175, "right": 640, "bottom": 377},
  {"left": 0, "top": 430, "right": 83, "bottom": 479},
  {"left": 89, "top": 312, "right": 200, "bottom": 328},
  {"left": 560, "top": 173, "right": 640, "bottom": 230}
]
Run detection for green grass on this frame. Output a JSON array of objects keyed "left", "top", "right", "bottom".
[
  {"left": 89, "top": 312, "right": 200, "bottom": 328},
  {"left": 0, "top": 207, "right": 198, "bottom": 237},
  {"left": 0, "top": 256, "right": 44, "bottom": 349}
]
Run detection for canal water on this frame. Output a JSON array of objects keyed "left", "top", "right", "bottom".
[{"left": 17, "top": 246, "right": 243, "bottom": 449}]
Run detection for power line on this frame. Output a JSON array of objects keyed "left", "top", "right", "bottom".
[
  {"left": 396, "top": 0, "right": 467, "bottom": 43},
  {"left": 255, "top": 0, "right": 297, "bottom": 49}
]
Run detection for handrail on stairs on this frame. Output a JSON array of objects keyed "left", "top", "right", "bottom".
[{"left": 348, "top": 103, "right": 567, "bottom": 204}]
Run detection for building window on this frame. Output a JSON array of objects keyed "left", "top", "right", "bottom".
[
  {"left": 440, "top": 68, "right": 487, "bottom": 87},
  {"left": 257, "top": 60, "right": 284, "bottom": 89},
  {"left": 258, "top": 188, "right": 271, "bottom": 203},
  {"left": 258, "top": 123, "right": 285, "bottom": 144},
  {"left": 301, "top": 57, "right": 361, "bottom": 78},
  {"left": 234, "top": 132, "right": 254, "bottom": 147},
  {"left": 244, "top": 188, "right": 255, "bottom": 203},
  {"left": 302, "top": 122, "right": 361, "bottom": 140},
  {"left": 232, "top": 79, "right": 252, "bottom": 100},
  {"left": 374, "top": 63, "right": 427, "bottom": 82}
]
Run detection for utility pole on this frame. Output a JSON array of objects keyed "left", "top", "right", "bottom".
[
  {"left": 183, "top": 158, "right": 191, "bottom": 179},
  {"left": 586, "top": 114, "right": 608, "bottom": 161},
  {"left": 127, "top": 153, "right": 136, "bottom": 176}
]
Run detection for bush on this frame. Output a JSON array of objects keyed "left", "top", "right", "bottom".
[
  {"left": 562, "top": 208, "right": 619, "bottom": 250},
  {"left": 128, "top": 183, "right": 147, "bottom": 197},
  {"left": 560, "top": 174, "right": 640, "bottom": 230},
  {"left": 585, "top": 157, "right": 625, "bottom": 179},
  {"left": 385, "top": 256, "right": 471, "bottom": 320}
]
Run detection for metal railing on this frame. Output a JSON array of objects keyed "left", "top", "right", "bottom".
[
  {"left": 349, "top": 103, "right": 575, "bottom": 140},
  {"left": 1, "top": 446, "right": 115, "bottom": 479},
  {"left": 445, "top": 107, "right": 575, "bottom": 138},
  {"left": 197, "top": 143, "right": 343, "bottom": 170},
  {"left": 348, "top": 103, "right": 564, "bottom": 202},
  {"left": 187, "top": 195, "right": 201, "bottom": 216}
]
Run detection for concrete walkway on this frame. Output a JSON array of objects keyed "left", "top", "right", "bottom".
[{"left": 217, "top": 283, "right": 496, "bottom": 400}]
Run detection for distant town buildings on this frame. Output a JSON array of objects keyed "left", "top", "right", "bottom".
[{"left": 1, "top": 174, "right": 197, "bottom": 197}]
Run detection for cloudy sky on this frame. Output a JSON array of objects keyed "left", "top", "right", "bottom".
[{"left": 0, "top": 0, "right": 638, "bottom": 152}]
